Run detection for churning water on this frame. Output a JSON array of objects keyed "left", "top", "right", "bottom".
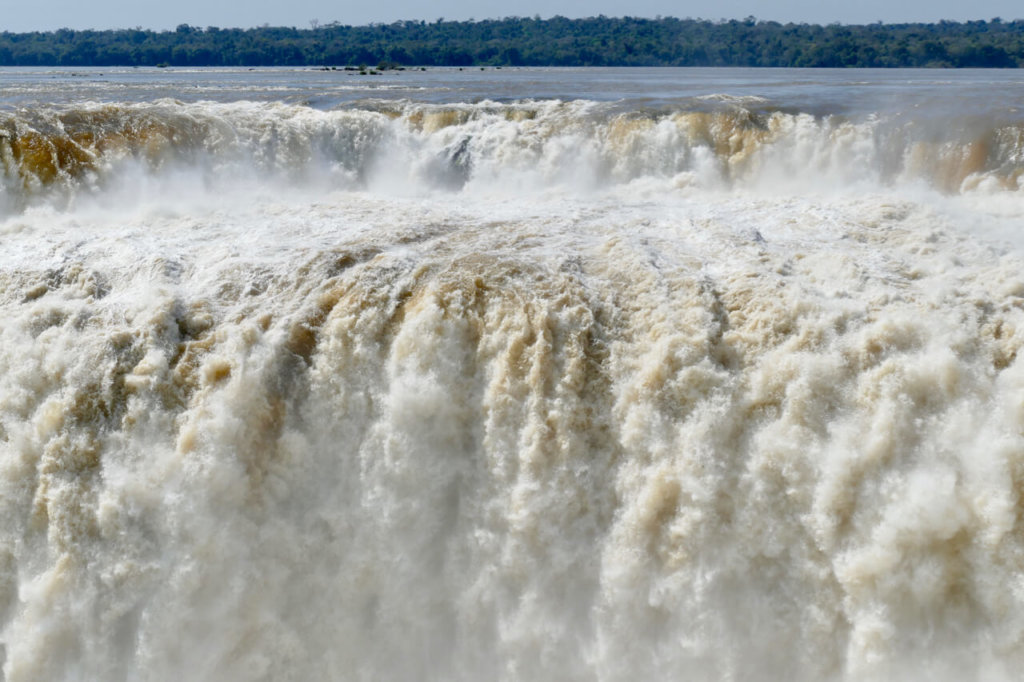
[{"left": 2, "top": 67, "right": 1024, "bottom": 681}]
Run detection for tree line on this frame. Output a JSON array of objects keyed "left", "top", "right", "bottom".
[{"left": 0, "top": 16, "right": 1022, "bottom": 68}]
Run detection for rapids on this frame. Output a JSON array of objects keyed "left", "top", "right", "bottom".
[
  {"left": 1, "top": 67, "right": 1024, "bottom": 681},
  {"left": 1, "top": 97, "right": 1023, "bottom": 217}
]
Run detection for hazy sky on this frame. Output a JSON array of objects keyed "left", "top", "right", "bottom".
[{"left": 4, "top": 0, "right": 1022, "bottom": 32}]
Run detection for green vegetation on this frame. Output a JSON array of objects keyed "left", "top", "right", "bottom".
[{"left": 0, "top": 16, "right": 1022, "bottom": 67}]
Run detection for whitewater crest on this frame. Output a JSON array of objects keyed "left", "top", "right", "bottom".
[
  {"left": 5, "top": 67, "right": 1024, "bottom": 681},
  {"left": 1, "top": 98, "right": 1023, "bottom": 215},
  {"left": 2, "top": 182, "right": 1024, "bottom": 680}
]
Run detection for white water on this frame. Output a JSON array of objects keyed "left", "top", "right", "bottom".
[
  {"left": 2, "top": 96, "right": 1023, "bottom": 213},
  {"left": 2, "top": 68, "right": 1024, "bottom": 681}
]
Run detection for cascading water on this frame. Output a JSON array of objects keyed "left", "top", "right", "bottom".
[
  {"left": 2, "top": 97, "right": 1023, "bottom": 211},
  {"left": 2, "top": 67, "right": 1024, "bottom": 681}
]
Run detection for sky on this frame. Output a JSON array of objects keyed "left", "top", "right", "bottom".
[{"left": 3, "top": 0, "right": 1023, "bottom": 32}]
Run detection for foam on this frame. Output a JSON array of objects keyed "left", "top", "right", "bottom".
[
  {"left": 2, "top": 99, "right": 1023, "bottom": 218},
  {"left": 2, "top": 183, "right": 1024, "bottom": 679}
]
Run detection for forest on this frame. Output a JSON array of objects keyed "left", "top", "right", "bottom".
[{"left": 0, "top": 16, "right": 1022, "bottom": 68}]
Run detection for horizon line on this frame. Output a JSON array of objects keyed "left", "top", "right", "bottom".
[{"left": 5, "top": 15, "right": 1023, "bottom": 34}]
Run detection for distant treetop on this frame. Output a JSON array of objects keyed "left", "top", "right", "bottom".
[{"left": 0, "top": 17, "right": 1021, "bottom": 67}]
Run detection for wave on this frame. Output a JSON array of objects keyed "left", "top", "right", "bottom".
[{"left": 1, "top": 98, "right": 1023, "bottom": 215}]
